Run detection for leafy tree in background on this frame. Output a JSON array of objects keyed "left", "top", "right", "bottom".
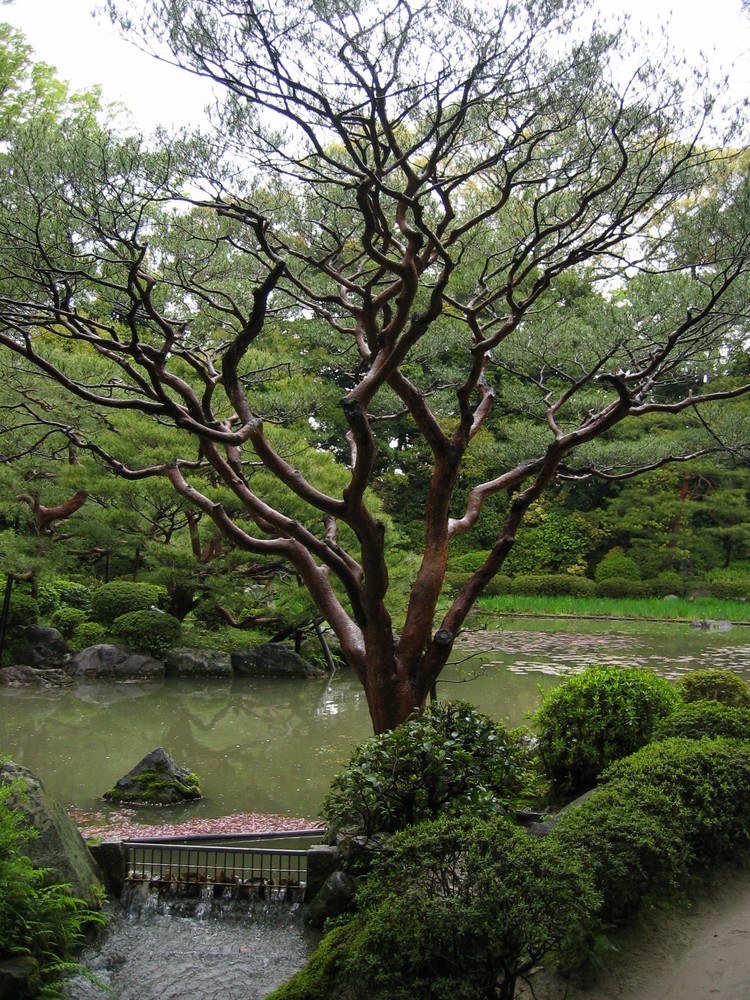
[{"left": 0, "top": 1, "right": 750, "bottom": 730}]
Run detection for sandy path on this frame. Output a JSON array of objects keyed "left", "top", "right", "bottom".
[{"left": 528, "top": 863, "right": 750, "bottom": 1000}]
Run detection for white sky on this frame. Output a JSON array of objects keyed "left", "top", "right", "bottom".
[{"left": 2, "top": 0, "right": 749, "bottom": 132}]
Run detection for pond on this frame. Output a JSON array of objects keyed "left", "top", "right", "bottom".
[{"left": 2, "top": 616, "right": 750, "bottom": 826}]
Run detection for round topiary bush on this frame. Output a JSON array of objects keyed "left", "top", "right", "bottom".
[
  {"left": 90, "top": 580, "right": 163, "bottom": 624},
  {"left": 50, "top": 607, "right": 89, "bottom": 639},
  {"left": 321, "top": 701, "right": 529, "bottom": 839},
  {"left": 534, "top": 665, "right": 680, "bottom": 793},
  {"left": 5, "top": 592, "right": 39, "bottom": 627},
  {"left": 594, "top": 553, "right": 641, "bottom": 582},
  {"left": 647, "top": 572, "right": 685, "bottom": 597},
  {"left": 551, "top": 737, "right": 750, "bottom": 922},
  {"left": 652, "top": 701, "right": 750, "bottom": 742},
  {"left": 112, "top": 609, "right": 181, "bottom": 658},
  {"left": 677, "top": 669, "right": 750, "bottom": 707},
  {"left": 70, "top": 621, "right": 109, "bottom": 650},
  {"left": 594, "top": 577, "right": 649, "bottom": 598}
]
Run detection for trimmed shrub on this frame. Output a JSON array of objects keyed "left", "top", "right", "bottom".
[
  {"left": 594, "top": 554, "right": 641, "bottom": 582},
  {"left": 604, "top": 737, "right": 750, "bottom": 862},
  {"left": 550, "top": 779, "right": 694, "bottom": 922},
  {"left": 347, "top": 816, "right": 599, "bottom": 1000},
  {"left": 534, "top": 665, "right": 680, "bottom": 793},
  {"left": 90, "top": 580, "right": 163, "bottom": 624},
  {"left": 509, "top": 575, "right": 595, "bottom": 597},
  {"left": 70, "top": 621, "right": 109, "bottom": 650},
  {"left": 50, "top": 607, "right": 89, "bottom": 639},
  {"left": 6, "top": 592, "right": 39, "bottom": 627},
  {"left": 112, "top": 609, "right": 181, "bottom": 658},
  {"left": 321, "top": 701, "right": 529, "bottom": 839},
  {"left": 594, "top": 577, "right": 649, "bottom": 598},
  {"left": 647, "top": 572, "right": 686, "bottom": 597},
  {"left": 652, "top": 701, "right": 750, "bottom": 742},
  {"left": 677, "top": 668, "right": 750, "bottom": 707},
  {"left": 552, "top": 737, "right": 750, "bottom": 922},
  {"left": 479, "top": 574, "right": 515, "bottom": 597},
  {"left": 704, "top": 579, "right": 749, "bottom": 600}
]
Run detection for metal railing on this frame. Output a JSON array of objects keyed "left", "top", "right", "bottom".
[{"left": 123, "top": 835, "right": 316, "bottom": 902}]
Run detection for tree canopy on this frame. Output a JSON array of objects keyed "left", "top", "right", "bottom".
[{"left": 1, "top": 0, "right": 749, "bottom": 730}]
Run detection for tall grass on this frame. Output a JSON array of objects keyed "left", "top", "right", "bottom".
[{"left": 477, "top": 594, "right": 750, "bottom": 622}]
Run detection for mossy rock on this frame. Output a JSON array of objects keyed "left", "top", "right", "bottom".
[{"left": 103, "top": 748, "right": 201, "bottom": 805}]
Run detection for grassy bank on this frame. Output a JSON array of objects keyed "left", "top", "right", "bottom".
[{"left": 477, "top": 594, "right": 750, "bottom": 623}]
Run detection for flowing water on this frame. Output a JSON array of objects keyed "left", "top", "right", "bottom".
[
  {"left": 64, "top": 895, "right": 319, "bottom": 1000},
  {"left": 4, "top": 616, "right": 750, "bottom": 1000}
]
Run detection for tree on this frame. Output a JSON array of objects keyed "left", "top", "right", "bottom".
[{"left": 1, "top": 1, "right": 750, "bottom": 731}]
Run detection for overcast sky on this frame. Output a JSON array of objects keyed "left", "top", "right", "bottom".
[{"left": 2, "top": 0, "right": 749, "bottom": 132}]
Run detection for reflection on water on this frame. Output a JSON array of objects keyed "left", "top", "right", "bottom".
[{"left": 2, "top": 618, "right": 750, "bottom": 822}]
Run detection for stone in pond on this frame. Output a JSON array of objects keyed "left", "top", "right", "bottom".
[{"left": 103, "top": 747, "right": 202, "bottom": 805}]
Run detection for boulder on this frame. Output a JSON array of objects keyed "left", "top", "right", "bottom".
[
  {"left": 165, "top": 647, "right": 233, "bottom": 679},
  {"left": 690, "top": 619, "right": 733, "bottom": 632},
  {"left": 66, "top": 644, "right": 165, "bottom": 680},
  {"left": 103, "top": 747, "right": 201, "bottom": 805},
  {"left": 231, "top": 643, "right": 325, "bottom": 679},
  {"left": 0, "top": 956, "right": 41, "bottom": 999},
  {"left": 0, "top": 665, "right": 72, "bottom": 687},
  {"left": 5, "top": 625, "right": 70, "bottom": 668},
  {"left": 306, "top": 870, "right": 357, "bottom": 929},
  {"left": 0, "top": 760, "right": 103, "bottom": 907}
]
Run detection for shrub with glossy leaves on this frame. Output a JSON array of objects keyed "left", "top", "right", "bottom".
[
  {"left": 347, "top": 816, "right": 599, "bottom": 1000},
  {"left": 112, "top": 609, "right": 181, "bottom": 658},
  {"left": 677, "top": 668, "right": 750, "bottom": 707},
  {"left": 535, "top": 665, "right": 679, "bottom": 793},
  {"left": 321, "top": 701, "right": 528, "bottom": 839}
]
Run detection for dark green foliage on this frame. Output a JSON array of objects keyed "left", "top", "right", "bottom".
[
  {"left": 6, "top": 592, "right": 39, "bottom": 627},
  {"left": 111, "top": 609, "right": 181, "bottom": 658},
  {"left": 320, "top": 702, "right": 529, "bottom": 839},
  {"left": 550, "top": 781, "right": 694, "bottom": 922},
  {"left": 346, "top": 816, "right": 599, "bottom": 1000},
  {"left": 535, "top": 665, "right": 680, "bottom": 792},
  {"left": 0, "top": 777, "right": 105, "bottom": 994},
  {"left": 678, "top": 668, "right": 750, "bottom": 706},
  {"left": 89, "top": 580, "right": 163, "bottom": 624},
  {"left": 705, "top": 579, "right": 750, "bottom": 599},
  {"left": 50, "top": 607, "right": 88, "bottom": 639},
  {"left": 70, "top": 621, "right": 108, "bottom": 650},
  {"left": 653, "top": 701, "right": 750, "bottom": 741},
  {"left": 509, "top": 574, "right": 596, "bottom": 597},
  {"left": 594, "top": 577, "right": 649, "bottom": 598},
  {"left": 264, "top": 922, "right": 359, "bottom": 1000},
  {"left": 55, "top": 581, "right": 93, "bottom": 613},
  {"left": 594, "top": 553, "right": 641, "bottom": 582},
  {"left": 647, "top": 571, "right": 686, "bottom": 597},
  {"left": 552, "top": 738, "right": 750, "bottom": 922},
  {"left": 604, "top": 737, "right": 750, "bottom": 863}
]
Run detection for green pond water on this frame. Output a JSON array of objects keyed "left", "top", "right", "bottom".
[{"left": 2, "top": 616, "right": 750, "bottom": 826}]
